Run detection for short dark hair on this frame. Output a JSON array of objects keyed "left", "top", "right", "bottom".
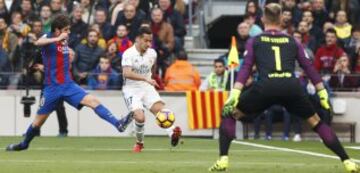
[
  {"left": 293, "top": 30, "right": 301, "bottom": 35},
  {"left": 137, "top": 26, "right": 152, "bottom": 38},
  {"left": 214, "top": 58, "right": 225, "bottom": 66},
  {"left": 326, "top": 28, "right": 337, "bottom": 36},
  {"left": 87, "top": 28, "right": 100, "bottom": 37},
  {"left": 352, "top": 25, "right": 360, "bottom": 33},
  {"left": 51, "top": 14, "right": 70, "bottom": 32},
  {"left": 176, "top": 50, "right": 188, "bottom": 60},
  {"left": 96, "top": 7, "right": 108, "bottom": 16},
  {"left": 30, "top": 18, "right": 42, "bottom": 28}
]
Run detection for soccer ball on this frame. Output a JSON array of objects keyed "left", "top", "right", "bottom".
[{"left": 156, "top": 109, "right": 175, "bottom": 128}]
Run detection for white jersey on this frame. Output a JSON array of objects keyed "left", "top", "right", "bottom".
[{"left": 122, "top": 45, "right": 157, "bottom": 87}]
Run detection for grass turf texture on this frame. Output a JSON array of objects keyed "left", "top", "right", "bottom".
[{"left": 0, "top": 137, "right": 359, "bottom": 173}]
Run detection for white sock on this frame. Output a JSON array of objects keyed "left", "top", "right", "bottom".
[
  {"left": 165, "top": 125, "right": 175, "bottom": 137},
  {"left": 135, "top": 121, "right": 144, "bottom": 143}
]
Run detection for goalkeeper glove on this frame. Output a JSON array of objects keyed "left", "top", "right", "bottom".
[
  {"left": 317, "top": 89, "right": 330, "bottom": 110},
  {"left": 222, "top": 89, "right": 241, "bottom": 116}
]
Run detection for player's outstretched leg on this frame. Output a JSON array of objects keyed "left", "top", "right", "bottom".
[
  {"left": 118, "top": 111, "right": 134, "bottom": 132},
  {"left": 209, "top": 116, "right": 236, "bottom": 171},
  {"left": 150, "top": 102, "right": 182, "bottom": 147},
  {"left": 80, "top": 94, "right": 131, "bottom": 132},
  {"left": 6, "top": 115, "right": 49, "bottom": 151},
  {"left": 310, "top": 116, "right": 359, "bottom": 172}
]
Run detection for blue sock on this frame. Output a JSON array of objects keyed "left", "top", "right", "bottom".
[
  {"left": 94, "top": 105, "right": 119, "bottom": 128},
  {"left": 21, "top": 125, "right": 40, "bottom": 147}
]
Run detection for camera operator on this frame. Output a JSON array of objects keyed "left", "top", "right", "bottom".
[{"left": 21, "top": 18, "right": 70, "bottom": 137}]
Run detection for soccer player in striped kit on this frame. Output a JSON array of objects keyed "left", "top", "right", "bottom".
[{"left": 6, "top": 15, "right": 132, "bottom": 151}]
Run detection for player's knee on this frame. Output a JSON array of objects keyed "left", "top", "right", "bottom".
[
  {"left": 83, "top": 95, "right": 100, "bottom": 108},
  {"left": 220, "top": 117, "right": 236, "bottom": 139},
  {"left": 134, "top": 110, "right": 145, "bottom": 123}
]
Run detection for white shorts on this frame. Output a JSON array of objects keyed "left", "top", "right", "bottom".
[{"left": 122, "top": 85, "right": 163, "bottom": 111}]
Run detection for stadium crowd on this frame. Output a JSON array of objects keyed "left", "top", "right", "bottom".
[
  {"left": 0, "top": 0, "right": 358, "bottom": 92},
  {"left": 0, "top": 0, "right": 193, "bottom": 90}
]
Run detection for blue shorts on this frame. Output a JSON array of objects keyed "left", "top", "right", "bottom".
[{"left": 37, "top": 82, "right": 88, "bottom": 115}]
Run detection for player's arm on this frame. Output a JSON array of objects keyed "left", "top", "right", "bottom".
[
  {"left": 223, "top": 38, "right": 255, "bottom": 115},
  {"left": 34, "top": 33, "right": 68, "bottom": 46},
  {"left": 295, "top": 41, "right": 330, "bottom": 110}
]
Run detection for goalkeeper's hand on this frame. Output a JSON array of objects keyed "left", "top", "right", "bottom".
[
  {"left": 317, "top": 89, "right": 331, "bottom": 110},
  {"left": 222, "top": 89, "right": 241, "bottom": 117}
]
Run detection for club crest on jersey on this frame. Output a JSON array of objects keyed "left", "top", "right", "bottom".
[{"left": 57, "top": 46, "right": 69, "bottom": 54}]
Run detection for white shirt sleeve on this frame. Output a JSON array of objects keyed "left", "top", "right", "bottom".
[{"left": 122, "top": 51, "right": 132, "bottom": 67}]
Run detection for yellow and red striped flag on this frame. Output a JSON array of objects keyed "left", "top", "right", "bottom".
[{"left": 186, "top": 91, "right": 228, "bottom": 129}]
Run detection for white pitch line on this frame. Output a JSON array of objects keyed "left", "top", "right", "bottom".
[
  {"left": 345, "top": 146, "right": 360, "bottom": 150},
  {"left": 233, "top": 140, "right": 360, "bottom": 163},
  {"left": 0, "top": 147, "right": 273, "bottom": 153},
  {"left": 0, "top": 159, "right": 336, "bottom": 167}
]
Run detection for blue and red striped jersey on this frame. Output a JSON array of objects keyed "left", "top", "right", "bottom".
[{"left": 41, "top": 33, "right": 73, "bottom": 85}]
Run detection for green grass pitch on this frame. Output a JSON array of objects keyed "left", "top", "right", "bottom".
[{"left": 0, "top": 137, "right": 359, "bottom": 173}]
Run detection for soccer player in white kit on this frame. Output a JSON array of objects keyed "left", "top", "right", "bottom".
[{"left": 118, "top": 27, "right": 182, "bottom": 152}]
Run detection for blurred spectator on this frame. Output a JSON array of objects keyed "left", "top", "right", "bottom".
[
  {"left": 94, "top": 8, "right": 114, "bottom": 41},
  {"left": 139, "top": 0, "right": 154, "bottom": 16},
  {"left": 158, "top": 0, "right": 186, "bottom": 53},
  {"left": 108, "top": 24, "right": 132, "bottom": 58},
  {"left": 243, "top": 14, "right": 262, "bottom": 37},
  {"left": 151, "top": 8, "right": 174, "bottom": 77},
  {"left": 50, "top": 0, "right": 65, "bottom": 15},
  {"left": 311, "top": 0, "right": 329, "bottom": 29},
  {"left": 128, "top": 0, "right": 146, "bottom": 20},
  {"left": 32, "top": 0, "right": 49, "bottom": 15},
  {"left": 110, "top": 0, "right": 126, "bottom": 25},
  {"left": 6, "top": 0, "right": 21, "bottom": 15},
  {"left": 236, "top": 22, "right": 250, "bottom": 58},
  {"left": 0, "top": 17, "right": 18, "bottom": 67},
  {"left": 81, "top": 24, "right": 107, "bottom": 49},
  {"left": 334, "top": 10, "right": 352, "bottom": 46},
  {"left": 152, "top": 64, "right": 165, "bottom": 90},
  {"left": 164, "top": 50, "right": 201, "bottom": 91},
  {"left": 9, "top": 12, "right": 31, "bottom": 38},
  {"left": 293, "top": 30, "right": 314, "bottom": 60},
  {"left": 0, "top": 47, "right": 10, "bottom": 88},
  {"left": 281, "top": 8, "right": 295, "bottom": 35},
  {"left": 80, "top": 0, "right": 95, "bottom": 24},
  {"left": 15, "top": 19, "right": 43, "bottom": 75},
  {"left": 73, "top": 29, "right": 105, "bottom": 85},
  {"left": 348, "top": 0, "right": 360, "bottom": 26},
  {"left": 302, "top": 11, "right": 322, "bottom": 42},
  {"left": 0, "top": 0, "right": 9, "bottom": 24},
  {"left": 19, "top": 0, "right": 36, "bottom": 24},
  {"left": 106, "top": 42, "right": 122, "bottom": 72},
  {"left": 253, "top": 105, "right": 291, "bottom": 141},
  {"left": 353, "top": 48, "right": 360, "bottom": 73},
  {"left": 114, "top": 3, "right": 144, "bottom": 41},
  {"left": 174, "top": 0, "right": 186, "bottom": 16},
  {"left": 345, "top": 27, "right": 360, "bottom": 70},
  {"left": 298, "top": 20, "right": 317, "bottom": 52},
  {"left": 245, "top": 0, "right": 263, "bottom": 27},
  {"left": 40, "top": 5, "right": 52, "bottom": 33},
  {"left": 314, "top": 29, "right": 346, "bottom": 74},
  {"left": 200, "top": 58, "right": 229, "bottom": 91},
  {"left": 281, "top": 0, "right": 302, "bottom": 25},
  {"left": 330, "top": 55, "right": 357, "bottom": 91},
  {"left": 69, "top": 4, "right": 88, "bottom": 49},
  {"left": 87, "top": 56, "right": 120, "bottom": 90}
]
